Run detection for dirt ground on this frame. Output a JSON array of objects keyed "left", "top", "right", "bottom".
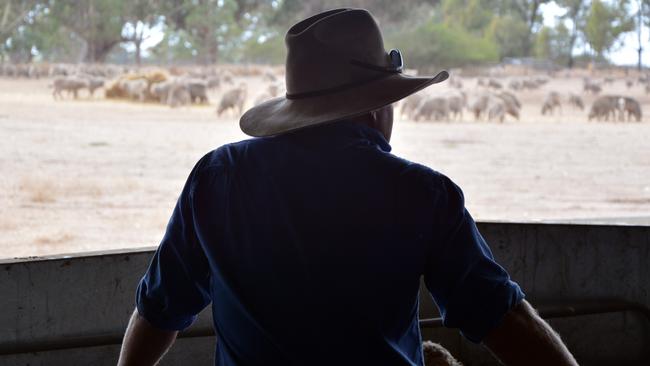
[{"left": 1, "top": 76, "right": 650, "bottom": 259}]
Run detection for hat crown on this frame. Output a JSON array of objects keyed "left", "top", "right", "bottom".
[{"left": 284, "top": 9, "right": 390, "bottom": 96}]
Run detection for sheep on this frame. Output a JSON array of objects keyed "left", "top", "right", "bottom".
[
  {"left": 263, "top": 71, "right": 278, "bottom": 82},
  {"left": 422, "top": 341, "right": 463, "bottom": 366},
  {"left": 123, "top": 78, "right": 148, "bottom": 102},
  {"left": 267, "top": 83, "right": 283, "bottom": 98},
  {"left": 621, "top": 96, "right": 642, "bottom": 122},
  {"left": 166, "top": 81, "right": 192, "bottom": 108},
  {"left": 469, "top": 94, "right": 490, "bottom": 120},
  {"left": 508, "top": 79, "right": 522, "bottom": 90},
  {"left": 221, "top": 71, "right": 234, "bottom": 85},
  {"left": 496, "top": 91, "right": 520, "bottom": 120},
  {"left": 400, "top": 92, "right": 425, "bottom": 120},
  {"left": 521, "top": 79, "right": 540, "bottom": 90},
  {"left": 583, "top": 79, "right": 602, "bottom": 94},
  {"left": 448, "top": 77, "right": 463, "bottom": 89},
  {"left": 588, "top": 95, "right": 620, "bottom": 122},
  {"left": 487, "top": 78, "right": 503, "bottom": 89},
  {"left": 217, "top": 84, "right": 248, "bottom": 116},
  {"left": 185, "top": 79, "right": 209, "bottom": 104},
  {"left": 447, "top": 92, "right": 466, "bottom": 120},
  {"left": 52, "top": 76, "right": 89, "bottom": 99},
  {"left": 207, "top": 75, "right": 221, "bottom": 89},
  {"left": 541, "top": 91, "right": 561, "bottom": 115},
  {"left": 487, "top": 99, "right": 506, "bottom": 123},
  {"left": 567, "top": 93, "right": 584, "bottom": 110},
  {"left": 85, "top": 77, "right": 105, "bottom": 97},
  {"left": 151, "top": 80, "right": 173, "bottom": 104},
  {"left": 413, "top": 96, "right": 449, "bottom": 122}
]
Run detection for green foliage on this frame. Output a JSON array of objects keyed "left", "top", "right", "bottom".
[
  {"left": 387, "top": 20, "right": 499, "bottom": 70},
  {"left": 584, "top": 0, "right": 634, "bottom": 58},
  {"left": 149, "top": 28, "right": 199, "bottom": 64},
  {"left": 0, "top": 0, "right": 643, "bottom": 66},
  {"left": 485, "top": 15, "right": 529, "bottom": 58},
  {"left": 234, "top": 33, "right": 285, "bottom": 64},
  {"left": 534, "top": 23, "right": 572, "bottom": 64},
  {"left": 441, "top": 0, "right": 499, "bottom": 35}
]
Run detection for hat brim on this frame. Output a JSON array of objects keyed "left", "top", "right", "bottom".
[{"left": 240, "top": 70, "right": 449, "bottom": 137}]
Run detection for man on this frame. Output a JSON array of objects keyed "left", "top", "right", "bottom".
[{"left": 119, "top": 8, "right": 579, "bottom": 366}]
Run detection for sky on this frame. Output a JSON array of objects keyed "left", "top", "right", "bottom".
[{"left": 541, "top": 1, "right": 650, "bottom": 67}]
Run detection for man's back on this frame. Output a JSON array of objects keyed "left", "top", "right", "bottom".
[{"left": 136, "top": 120, "right": 523, "bottom": 365}]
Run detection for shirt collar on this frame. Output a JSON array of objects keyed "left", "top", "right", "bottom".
[{"left": 277, "top": 120, "right": 392, "bottom": 153}]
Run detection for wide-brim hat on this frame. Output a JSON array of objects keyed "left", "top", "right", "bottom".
[{"left": 240, "top": 8, "right": 449, "bottom": 137}]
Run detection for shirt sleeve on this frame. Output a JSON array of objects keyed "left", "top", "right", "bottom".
[
  {"left": 423, "top": 175, "right": 525, "bottom": 343},
  {"left": 135, "top": 157, "right": 212, "bottom": 331}
]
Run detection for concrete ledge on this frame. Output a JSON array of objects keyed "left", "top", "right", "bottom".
[{"left": 1, "top": 222, "right": 649, "bottom": 365}]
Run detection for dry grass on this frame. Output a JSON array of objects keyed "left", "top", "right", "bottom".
[
  {"left": 19, "top": 176, "right": 57, "bottom": 203},
  {"left": 18, "top": 176, "right": 105, "bottom": 203},
  {"left": 34, "top": 232, "right": 75, "bottom": 244}
]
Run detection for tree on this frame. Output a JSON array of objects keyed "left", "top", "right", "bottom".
[
  {"left": 500, "top": 0, "right": 550, "bottom": 56},
  {"left": 49, "top": 0, "right": 130, "bottom": 62},
  {"left": 584, "top": 0, "right": 634, "bottom": 61},
  {"left": 556, "top": 0, "right": 590, "bottom": 68},
  {"left": 534, "top": 23, "right": 572, "bottom": 64},
  {"left": 485, "top": 15, "right": 529, "bottom": 58},
  {"left": 122, "top": 0, "right": 163, "bottom": 66},
  {"left": 0, "top": 0, "right": 40, "bottom": 60},
  {"left": 441, "top": 0, "right": 500, "bottom": 35}
]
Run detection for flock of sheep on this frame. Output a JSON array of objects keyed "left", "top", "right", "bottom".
[
  {"left": 0, "top": 62, "right": 283, "bottom": 117},
  {"left": 0, "top": 62, "right": 646, "bottom": 124},
  {"left": 398, "top": 74, "right": 644, "bottom": 123}
]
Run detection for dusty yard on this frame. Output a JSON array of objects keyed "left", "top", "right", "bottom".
[{"left": 1, "top": 76, "right": 649, "bottom": 258}]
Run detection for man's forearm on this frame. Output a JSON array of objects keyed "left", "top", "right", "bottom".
[
  {"left": 118, "top": 308, "right": 178, "bottom": 366},
  {"left": 483, "top": 300, "right": 579, "bottom": 366}
]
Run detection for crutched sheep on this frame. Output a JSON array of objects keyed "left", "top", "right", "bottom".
[
  {"left": 568, "top": 93, "right": 584, "bottom": 110},
  {"left": 583, "top": 79, "right": 602, "bottom": 94},
  {"left": 447, "top": 92, "right": 466, "bottom": 120},
  {"left": 413, "top": 96, "right": 449, "bottom": 122},
  {"left": 123, "top": 78, "right": 148, "bottom": 102},
  {"left": 217, "top": 85, "right": 248, "bottom": 116},
  {"left": 541, "top": 92, "right": 561, "bottom": 115},
  {"left": 469, "top": 94, "right": 490, "bottom": 120},
  {"left": 400, "top": 93, "right": 425, "bottom": 120},
  {"left": 588, "top": 95, "right": 620, "bottom": 121},
  {"left": 85, "top": 77, "right": 105, "bottom": 97},
  {"left": 167, "top": 81, "right": 192, "bottom": 108},
  {"left": 496, "top": 91, "right": 521, "bottom": 120},
  {"left": 621, "top": 96, "right": 642, "bottom": 122},
  {"left": 151, "top": 80, "right": 173, "bottom": 104},
  {"left": 185, "top": 79, "right": 209, "bottom": 104},
  {"left": 487, "top": 99, "right": 505, "bottom": 123},
  {"left": 487, "top": 79, "right": 503, "bottom": 89},
  {"left": 52, "top": 76, "right": 89, "bottom": 99}
]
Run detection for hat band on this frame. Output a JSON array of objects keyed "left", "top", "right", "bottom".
[{"left": 285, "top": 62, "right": 402, "bottom": 100}]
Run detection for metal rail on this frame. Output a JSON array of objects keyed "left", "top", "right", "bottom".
[{"left": 1, "top": 298, "right": 648, "bottom": 356}]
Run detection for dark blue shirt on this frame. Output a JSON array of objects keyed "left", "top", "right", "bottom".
[{"left": 136, "top": 120, "right": 524, "bottom": 366}]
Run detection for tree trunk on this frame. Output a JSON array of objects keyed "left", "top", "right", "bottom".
[
  {"left": 524, "top": 0, "right": 542, "bottom": 57},
  {"left": 567, "top": 33, "right": 578, "bottom": 68},
  {"left": 638, "top": 2, "right": 643, "bottom": 71},
  {"left": 84, "top": 40, "right": 119, "bottom": 63},
  {"left": 135, "top": 39, "right": 142, "bottom": 67}
]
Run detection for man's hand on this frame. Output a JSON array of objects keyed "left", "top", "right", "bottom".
[
  {"left": 118, "top": 308, "right": 179, "bottom": 366},
  {"left": 483, "top": 300, "right": 579, "bottom": 366}
]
